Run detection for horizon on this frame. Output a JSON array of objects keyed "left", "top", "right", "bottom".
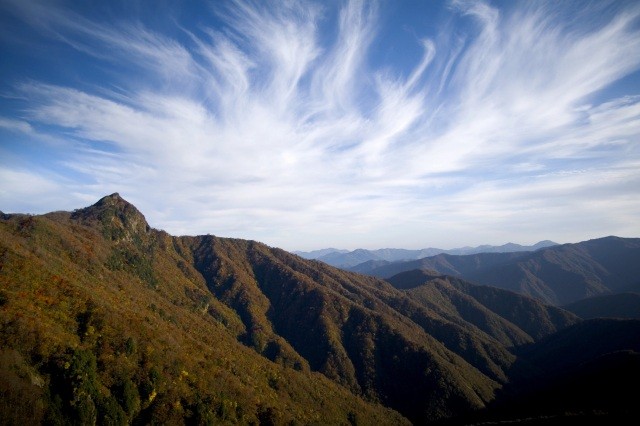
[
  {"left": 292, "top": 239, "right": 562, "bottom": 253},
  {"left": 5, "top": 190, "right": 632, "bottom": 253},
  {"left": 1, "top": 190, "right": 569, "bottom": 252},
  {"left": 1, "top": 0, "right": 640, "bottom": 251}
]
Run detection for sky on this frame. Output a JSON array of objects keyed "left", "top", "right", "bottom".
[{"left": 1, "top": 0, "right": 640, "bottom": 251}]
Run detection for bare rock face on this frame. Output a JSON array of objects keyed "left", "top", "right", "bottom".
[{"left": 72, "top": 193, "right": 151, "bottom": 243}]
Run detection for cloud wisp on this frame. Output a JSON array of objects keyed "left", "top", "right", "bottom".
[{"left": 1, "top": 0, "right": 639, "bottom": 250}]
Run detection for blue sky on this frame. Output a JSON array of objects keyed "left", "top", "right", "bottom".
[{"left": 1, "top": 0, "right": 639, "bottom": 251}]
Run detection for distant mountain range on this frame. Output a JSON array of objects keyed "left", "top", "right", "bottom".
[
  {"left": 296, "top": 240, "right": 558, "bottom": 268},
  {"left": 1, "top": 194, "right": 638, "bottom": 424},
  {"left": 347, "top": 236, "right": 640, "bottom": 305},
  {"left": 294, "top": 248, "right": 350, "bottom": 259}
]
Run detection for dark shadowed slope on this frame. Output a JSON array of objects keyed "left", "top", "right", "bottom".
[
  {"left": 386, "top": 269, "right": 578, "bottom": 344},
  {"left": 513, "top": 319, "right": 640, "bottom": 374},
  {"left": 186, "top": 236, "right": 508, "bottom": 423},
  {"left": 442, "top": 319, "right": 640, "bottom": 425},
  {"left": 386, "top": 270, "right": 640, "bottom": 424},
  {"left": 563, "top": 293, "right": 640, "bottom": 319}
]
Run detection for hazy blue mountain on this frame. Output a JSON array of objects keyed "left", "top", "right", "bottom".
[
  {"left": 465, "top": 236, "right": 640, "bottom": 305},
  {"left": 447, "top": 240, "right": 557, "bottom": 255},
  {"left": 315, "top": 248, "right": 385, "bottom": 267},
  {"left": 349, "top": 259, "right": 393, "bottom": 274},
  {"left": 364, "top": 236, "right": 640, "bottom": 305},
  {"left": 310, "top": 241, "right": 557, "bottom": 268},
  {"left": 362, "top": 251, "right": 527, "bottom": 279},
  {"left": 293, "top": 248, "right": 349, "bottom": 259}
]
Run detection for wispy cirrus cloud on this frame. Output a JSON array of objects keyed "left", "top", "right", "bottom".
[{"left": 0, "top": 0, "right": 639, "bottom": 249}]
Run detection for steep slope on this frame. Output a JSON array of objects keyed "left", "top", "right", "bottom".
[
  {"left": 0, "top": 194, "right": 407, "bottom": 425},
  {"left": 563, "top": 293, "right": 640, "bottom": 319},
  {"left": 186, "top": 237, "right": 509, "bottom": 422},
  {"left": 493, "top": 319, "right": 640, "bottom": 422},
  {"left": 512, "top": 319, "right": 640, "bottom": 374},
  {"left": 468, "top": 237, "right": 640, "bottom": 305},
  {"left": 365, "top": 237, "right": 640, "bottom": 305},
  {"left": 386, "top": 269, "right": 578, "bottom": 345},
  {"left": 446, "top": 320, "right": 640, "bottom": 424}
]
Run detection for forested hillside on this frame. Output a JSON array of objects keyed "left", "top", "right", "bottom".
[{"left": 1, "top": 194, "right": 638, "bottom": 425}]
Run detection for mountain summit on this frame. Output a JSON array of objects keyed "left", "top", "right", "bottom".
[{"left": 71, "top": 193, "right": 151, "bottom": 242}]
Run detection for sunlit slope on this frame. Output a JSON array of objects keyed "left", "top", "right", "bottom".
[{"left": 0, "top": 194, "right": 408, "bottom": 425}]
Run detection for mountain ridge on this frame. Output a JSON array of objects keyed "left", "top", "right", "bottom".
[
  {"left": 357, "top": 237, "right": 640, "bottom": 305},
  {"left": 1, "top": 194, "right": 410, "bottom": 425},
  {"left": 1, "top": 194, "right": 638, "bottom": 425},
  {"left": 298, "top": 241, "right": 558, "bottom": 268}
]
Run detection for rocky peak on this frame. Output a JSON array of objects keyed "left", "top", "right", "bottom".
[
  {"left": 95, "top": 192, "right": 125, "bottom": 206},
  {"left": 72, "top": 193, "right": 151, "bottom": 242}
]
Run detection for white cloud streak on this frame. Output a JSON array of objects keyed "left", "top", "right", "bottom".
[{"left": 1, "top": 0, "right": 640, "bottom": 249}]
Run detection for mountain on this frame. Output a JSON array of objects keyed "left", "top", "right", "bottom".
[
  {"left": 446, "top": 240, "right": 558, "bottom": 256},
  {"left": 385, "top": 269, "right": 640, "bottom": 424},
  {"left": 1, "top": 194, "right": 637, "bottom": 425},
  {"left": 364, "top": 251, "right": 527, "bottom": 279},
  {"left": 362, "top": 237, "right": 640, "bottom": 305},
  {"left": 293, "top": 248, "right": 348, "bottom": 259},
  {"left": 315, "top": 248, "right": 389, "bottom": 268},
  {"left": 0, "top": 194, "right": 406, "bottom": 425},
  {"left": 465, "top": 237, "right": 640, "bottom": 305},
  {"left": 503, "top": 318, "right": 640, "bottom": 418},
  {"left": 447, "top": 319, "right": 640, "bottom": 424},
  {"left": 309, "top": 241, "right": 557, "bottom": 268},
  {"left": 384, "top": 268, "right": 640, "bottom": 424},
  {"left": 349, "top": 259, "right": 393, "bottom": 274},
  {"left": 386, "top": 270, "right": 578, "bottom": 341},
  {"left": 563, "top": 293, "right": 640, "bottom": 319}
]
